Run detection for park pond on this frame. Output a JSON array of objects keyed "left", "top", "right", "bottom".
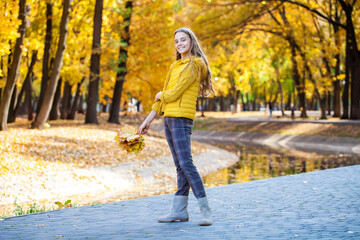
[{"left": 201, "top": 142, "right": 360, "bottom": 188}]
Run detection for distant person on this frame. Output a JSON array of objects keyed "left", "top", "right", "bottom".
[
  {"left": 291, "top": 104, "right": 295, "bottom": 120},
  {"left": 268, "top": 101, "right": 273, "bottom": 118},
  {"left": 138, "top": 27, "right": 214, "bottom": 226}
]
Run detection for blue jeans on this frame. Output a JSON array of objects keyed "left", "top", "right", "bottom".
[{"left": 164, "top": 117, "right": 206, "bottom": 199}]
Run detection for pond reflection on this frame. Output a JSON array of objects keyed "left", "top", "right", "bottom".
[{"left": 202, "top": 144, "right": 360, "bottom": 188}]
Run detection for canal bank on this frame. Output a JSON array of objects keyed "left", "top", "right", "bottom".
[
  {"left": 151, "top": 118, "right": 360, "bottom": 155},
  {"left": 191, "top": 130, "right": 360, "bottom": 155}
]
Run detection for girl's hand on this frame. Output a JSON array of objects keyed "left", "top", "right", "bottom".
[
  {"left": 138, "top": 121, "right": 150, "bottom": 135},
  {"left": 138, "top": 110, "right": 157, "bottom": 135},
  {"left": 155, "top": 91, "right": 162, "bottom": 102}
]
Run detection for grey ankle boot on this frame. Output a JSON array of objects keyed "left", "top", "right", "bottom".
[
  {"left": 197, "top": 197, "right": 212, "bottom": 226},
  {"left": 157, "top": 195, "right": 189, "bottom": 222}
]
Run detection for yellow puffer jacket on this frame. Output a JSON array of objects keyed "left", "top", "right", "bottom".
[{"left": 152, "top": 56, "right": 206, "bottom": 120}]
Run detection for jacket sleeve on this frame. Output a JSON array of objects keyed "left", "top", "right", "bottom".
[
  {"left": 160, "top": 60, "right": 202, "bottom": 104},
  {"left": 151, "top": 63, "right": 174, "bottom": 113},
  {"left": 151, "top": 101, "right": 160, "bottom": 112}
]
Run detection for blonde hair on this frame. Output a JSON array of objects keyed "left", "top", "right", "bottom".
[{"left": 174, "top": 27, "right": 215, "bottom": 97}]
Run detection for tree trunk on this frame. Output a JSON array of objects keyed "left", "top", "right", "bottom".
[
  {"left": 11, "top": 50, "right": 37, "bottom": 122},
  {"left": 49, "top": 78, "right": 62, "bottom": 120},
  {"left": 292, "top": 81, "right": 296, "bottom": 106},
  {"left": 201, "top": 97, "right": 205, "bottom": 117},
  {"left": 225, "top": 94, "right": 230, "bottom": 112},
  {"left": 37, "top": 2, "right": 53, "bottom": 116},
  {"left": 7, "top": 87, "right": 18, "bottom": 123},
  {"left": 86, "top": 0, "right": 103, "bottom": 124},
  {"left": 308, "top": 91, "right": 314, "bottom": 110},
  {"left": 240, "top": 93, "right": 245, "bottom": 111},
  {"left": 285, "top": 91, "right": 291, "bottom": 110},
  {"left": 341, "top": 24, "right": 350, "bottom": 119},
  {"left": 252, "top": 94, "right": 256, "bottom": 111},
  {"left": 0, "top": 57, "right": 2, "bottom": 103},
  {"left": 19, "top": 94, "right": 27, "bottom": 115},
  {"left": 332, "top": 74, "right": 341, "bottom": 117},
  {"left": 101, "top": 103, "right": 107, "bottom": 113},
  {"left": 68, "top": 77, "right": 84, "bottom": 120},
  {"left": 108, "top": 0, "right": 132, "bottom": 124},
  {"left": 0, "top": 57, "right": 4, "bottom": 106},
  {"left": 220, "top": 95, "right": 224, "bottom": 111},
  {"left": 0, "top": 0, "right": 26, "bottom": 130},
  {"left": 275, "top": 65, "right": 285, "bottom": 116},
  {"left": 4, "top": 41, "right": 13, "bottom": 106},
  {"left": 289, "top": 43, "right": 307, "bottom": 118},
  {"left": 316, "top": 89, "right": 327, "bottom": 119},
  {"left": 346, "top": 14, "right": 360, "bottom": 119},
  {"left": 352, "top": 57, "right": 360, "bottom": 119},
  {"left": 31, "top": 0, "right": 72, "bottom": 129},
  {"left": 78, "top": 94, "right": 84, "bottom": 114},
  {"left": 327, "top": 91, "right": 331, "bottom": 115},
  {"left": 60, "top": 81, "right": 72, "bottom": 119},
  {"left": 208, "top": 97, "right": 213, "bottom": 111},
  {"left": 332, "top": 6, "right": 341, "bottom": 117},
  {"left": 26, "top": 73, "right": 33, "bottom": 120},
  {"left": 337, "top": 0, "right": 360, "bottom": 119},
  {"left": 233, "top": 90, "right": 240, "bottom": 113},
  {"left": 108, "top": 78, "right": 124, "bottom": 123}
]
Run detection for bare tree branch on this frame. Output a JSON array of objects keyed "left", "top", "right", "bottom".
[
  {"left": 281, "top": 0, "right": 346, "bottom": 29},
  {"left": 204, "top": 0, "right": 346, "bottom": 29},
  {"left": 245, "top": 27, "right": 284, "bottom": 37},
  {"left": 199, "top": 3, "right": 282, "bottom": 41}
]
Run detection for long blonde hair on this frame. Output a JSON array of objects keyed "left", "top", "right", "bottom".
[{"left": 174, "top": 27, "right": 215, "bottom": 97}]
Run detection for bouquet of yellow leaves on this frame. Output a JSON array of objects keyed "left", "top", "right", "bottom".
[{"left": 114, "top": 127, "right": 145, "bottom": 154}]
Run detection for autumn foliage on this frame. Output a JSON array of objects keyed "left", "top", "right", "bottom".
[
  {"left": 1, "top": 0, "right": 360, "bottom": 129},
  {"left": 115, "top": 126, "right": 145, "bottom": 154}
]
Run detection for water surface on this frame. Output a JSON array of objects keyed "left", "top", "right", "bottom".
[{"left": 202, "top": 144, "right": 360, "bottom": 188}]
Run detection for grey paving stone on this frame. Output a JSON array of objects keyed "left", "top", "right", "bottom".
[{"left": 1, "top": 165, "right": 360, "bottom": 239}]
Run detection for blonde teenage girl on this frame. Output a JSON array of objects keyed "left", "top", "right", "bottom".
[{"left": 139, "top": 27, "right": 215, "bottom": 226}]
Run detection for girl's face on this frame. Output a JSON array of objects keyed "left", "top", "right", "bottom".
[{"left": 174, "top": 32, "right": 191, "bottom": 58}]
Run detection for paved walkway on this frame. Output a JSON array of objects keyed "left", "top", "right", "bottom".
[{"left": 1, "top": 165, "right": 359, "bottom": 239}]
